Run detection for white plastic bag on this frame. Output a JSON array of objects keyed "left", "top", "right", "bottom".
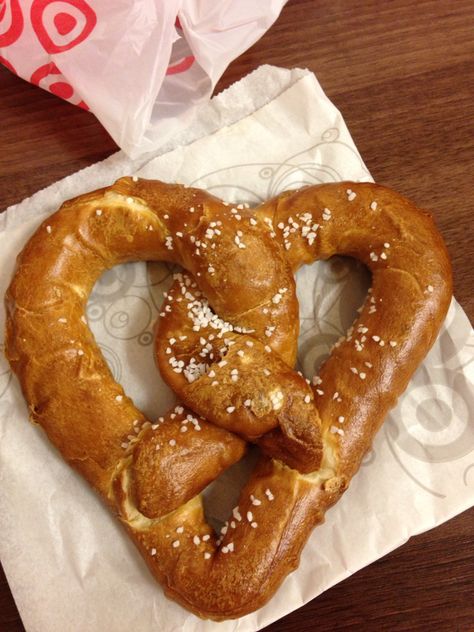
[{"left": 0, "top": 0, "right": 288, "bottom": 156}]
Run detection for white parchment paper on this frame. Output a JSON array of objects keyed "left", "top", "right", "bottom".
[{"left": 0, "top": 66, "right": 473, "bottom": 632}]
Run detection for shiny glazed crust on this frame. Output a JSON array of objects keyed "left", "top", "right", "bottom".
[{"left": 4, "top": 178, "right": 452, "bottom": 620}]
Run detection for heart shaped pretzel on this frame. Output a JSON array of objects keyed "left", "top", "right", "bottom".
[{"left": 4, "top": 177, "right": 452, "bottom": 620}]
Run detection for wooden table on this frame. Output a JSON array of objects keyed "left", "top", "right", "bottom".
[{"left": 1, "top": 1, "right": 473, "bottom": 630}]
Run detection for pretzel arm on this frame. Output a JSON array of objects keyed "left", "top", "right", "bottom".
[
  {"left": 130, "top": 407, "right": 246, "bottom": 518},
  {"left": 115, "top": 455, "right": 339, "bottom": 621},
  {"left": 257, "top": 182, "right": 452, "bottom": 477},
  {"left": 4, "top": 178, "right": 238, "bottom": 496}
]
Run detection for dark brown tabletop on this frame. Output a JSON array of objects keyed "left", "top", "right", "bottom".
[{"left": 1, "top": 1, "right": 473, "bottom": 631}]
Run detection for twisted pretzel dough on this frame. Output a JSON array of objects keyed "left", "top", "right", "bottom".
[{"left": 4, "top": 178, "right": 452, "bottom": 620}]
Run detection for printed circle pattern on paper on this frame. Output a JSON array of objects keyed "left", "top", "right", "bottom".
[
  {"left": 30, "top": 0, "right": 96, "bottom": 54},
  {"left": 89, "top": 265, "right": 137, "bottom": 304},
  {"left": 386, "top": 370, "right": 474, "bottom": 463},
  {"left": 30, "top": 61, "right": 88, "bottom": 109},
  {"left": 0, "top": 0, "right": 23, "bottom": 47},
  {"left": 104, "top": 296, "right": 152, "bottom": 342}
]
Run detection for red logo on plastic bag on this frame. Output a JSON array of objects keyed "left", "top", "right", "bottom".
[
  {"left": 166, "top": 55, "right": 194, "bottom": 76},
  {"left": 31, "top": 62, "right": 89, "bottom": 109},
  {"left": 31, "top": 0, "right": 96, "bottom": 53},
  {"left": 0, "top": 0, "right": 23, "bottom": 47},
  {"left": 167, "top": 16, "right": 195, "bottom": 75}
]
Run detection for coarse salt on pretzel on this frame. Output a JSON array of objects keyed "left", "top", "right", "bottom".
[
  {"left": 4, "top": 177, "right": 452, "bottom": 620},
  {"left": 155, "top": 272, "right": 322, "bottom": 472}
]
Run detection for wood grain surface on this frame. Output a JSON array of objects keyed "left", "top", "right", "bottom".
[{"left": 0, "top": 1, "right": 473, "bottom": 631}]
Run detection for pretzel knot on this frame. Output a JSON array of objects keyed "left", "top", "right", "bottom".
[{"left": 5, "top": 178, "right": 452, "bottom": 620}]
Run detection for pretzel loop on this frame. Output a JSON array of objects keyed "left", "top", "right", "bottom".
[{"left": 5, "top": 178, "right": 452, "bottom": 620}]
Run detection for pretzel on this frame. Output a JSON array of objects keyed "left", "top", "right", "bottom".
[{"left": 4, "top": 177, "right": 452, "bottom": 620}]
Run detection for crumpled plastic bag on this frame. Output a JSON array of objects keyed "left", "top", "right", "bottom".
[{"left": 0, "top": 0, "right": 287, "bottom": 156}]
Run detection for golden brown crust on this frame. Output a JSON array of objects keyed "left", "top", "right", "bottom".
[
  {"left": 131, "top": 407, "right": 246, "bottom": 518},
  {"left": 4, "top": 178, "right": 452, "bottom": 620}
]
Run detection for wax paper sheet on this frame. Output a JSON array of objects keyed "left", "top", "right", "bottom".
[{"left": 0, "top": 66, "right": 473, "bottom": 632}]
